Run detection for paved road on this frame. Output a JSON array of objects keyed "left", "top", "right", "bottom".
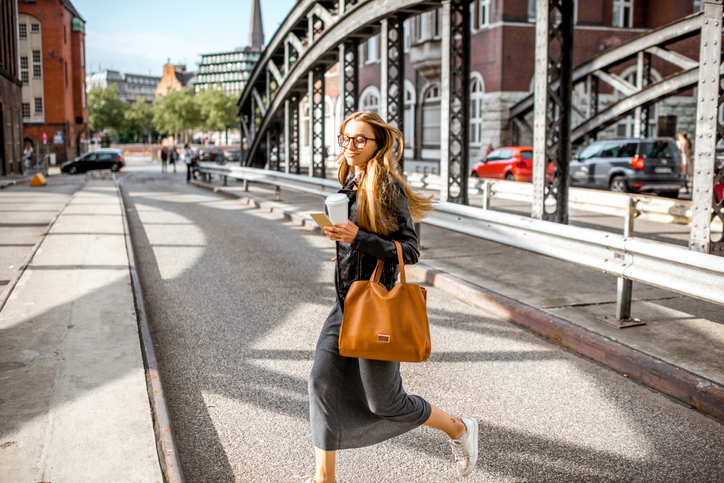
[{"left": 118, "top": 167, "right": 724, "bottom": 483}]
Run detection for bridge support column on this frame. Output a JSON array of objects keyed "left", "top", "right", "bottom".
[
  {"left": 340, "top": 39, "right": 359, "bottom": 118},
  {"left": 532, "top": 0, "right": 574, "bottom": 224},
  {"left": 287, "top": 96, "right": 301, "bottom": 174},
  {"left": 440, "top": 0, "right": 471, "bottom": 204},
  {"left": 309, "top": 67, "right": 326, "bottom": 178},
  {"left": 382, "top": 15, "right": 406, "bottom": 170},
  {"left": 691, "top": 0, "right": 724, "bottom": 255}
]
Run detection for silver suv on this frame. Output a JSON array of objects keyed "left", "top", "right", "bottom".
[{"left": 570, "top": 138, "right": 684, "bottom": 197}]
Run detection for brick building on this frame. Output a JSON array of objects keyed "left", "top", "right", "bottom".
[
  {"left": 303, "top": 0, "right": 702, "bottom": 164},
  {"left": 18, "top": 0, "right": 88, "bottom": 164},
  {"left": 0, "top": 0, "right": 23, "bottom": 176}
]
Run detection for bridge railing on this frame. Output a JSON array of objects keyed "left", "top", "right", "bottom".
[{"left": 197, "top": 163, "right": 724, "bottom": 308}]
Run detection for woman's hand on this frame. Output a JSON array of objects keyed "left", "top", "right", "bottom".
[{"left": 323, "top": 220, "right": 359, "bottom": 244}]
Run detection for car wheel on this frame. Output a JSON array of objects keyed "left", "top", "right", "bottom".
[
  {"left": 609, "top": 175, "right": 629, "bottom": 193},
  {"left": 658, "top": 190, "right": 680, "bottom": 199},
  {"left": 470, "top": 171, "right": 479, "bottom": 178},
  {"left": 68, "top": 165, "right": 78, "bottom": 175},
  {"left": 110, "top": 163, "right": 120, "bottom": 172},
  {"left": 505, "top": 172, "right": 515, "bottom": 181}
]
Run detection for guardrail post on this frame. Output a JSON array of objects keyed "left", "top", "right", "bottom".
[
  {"left": 415, "top": 222, "right": 422, "bottom": 249},
  {"left": 243, "top": 178, "right": 249, "bottom": 192},
  {"left": 275, "top": 186, "right": 281, "bottom": 201},
  {"left": 608, "top": 197, "right": 645, "bottom": 328},
  {"left": 223, "top": 175, "right": 228, "bottom": 186},
  {"left": 481, "top": 180, "right": 492, "bottom": 210}
]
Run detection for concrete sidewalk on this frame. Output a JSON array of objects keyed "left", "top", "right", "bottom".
[
  {"left": 0, "top": 179, "right": 162, "bottom": 482},
  {"left": 190, "top": 176, "right": 724, "bottom": 421}
]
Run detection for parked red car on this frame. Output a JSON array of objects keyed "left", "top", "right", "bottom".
[{"left": 470, "top": 146, "right": 554, "bottom": 182}]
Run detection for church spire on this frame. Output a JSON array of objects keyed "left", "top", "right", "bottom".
[{"left": 249, "top": 0, "right": 264, "bottom": 50}]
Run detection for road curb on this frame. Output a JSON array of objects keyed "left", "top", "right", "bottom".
[
  {"left": 115, "top": 175, "right": 185, "bottom": 483},
  {"left": 0, "top": 191, "right": 78, "bottom": 313},
  {"left": 190, "top": 179, "right": 724, "bottom": 423},
  {"left": 0, "top": 176, "right": 33, "bottom": 189}
]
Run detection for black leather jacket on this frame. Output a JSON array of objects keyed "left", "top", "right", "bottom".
[{"left": 334, "top": 176, "right": 420, "bottom": 306}]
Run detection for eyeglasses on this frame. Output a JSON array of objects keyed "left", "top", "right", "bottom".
[{"left": 337, "top": 134, "right": 377, "bottom": 149}]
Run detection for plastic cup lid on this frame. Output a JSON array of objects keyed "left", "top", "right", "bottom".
[{"left": 325, "top": 193, "right": 349, "bottom": 206}]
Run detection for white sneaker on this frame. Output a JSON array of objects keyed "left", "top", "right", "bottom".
[{"left": 449, "top": 416, "right": 479, "bottom": 476}]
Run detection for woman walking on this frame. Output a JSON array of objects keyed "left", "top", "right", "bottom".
[
  {"left": 306, "top": 111, "right": 479, "bottom": 483},
  {"left": 677, "top": 132, "right": 693, "bottom": 193}
]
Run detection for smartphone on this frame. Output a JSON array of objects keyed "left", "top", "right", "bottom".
[{"left": 310, "top": 212, "right": 334, "bottom": 229}]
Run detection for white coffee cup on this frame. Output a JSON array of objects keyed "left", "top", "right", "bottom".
[{"left": 325, "top": 193, "right": 349, "bottom": 224}]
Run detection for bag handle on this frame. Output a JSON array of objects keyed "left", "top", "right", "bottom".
[{"left": 371, "top": 240, "right": 406, "bottom": 284}]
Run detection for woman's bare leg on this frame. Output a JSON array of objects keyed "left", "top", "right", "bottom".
[
  {"left": 313, "top": 447, "right": 336, "bottom": 483},
  {"left": 423, "top": 404, "right": 467, "bottom": 439}
]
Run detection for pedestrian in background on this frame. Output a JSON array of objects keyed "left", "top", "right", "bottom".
[
  {"left": 305, "top": 111, "right": 480, "bottom": 483},
  {"left": 184, "top": 144, "right": 195, "bottom": 182},
  {"left": 24, "top": 145, "right": 34, "bottom": 169},
  {"left": 483, "top": 143, "right": 494, "bottom": 160},
  {"left": 170, "top": 147, "right": 178, "bottom": 173},
  {"left": 677, "top": 132, "right": 693, "bottom": 193},
  {"left": 160, "top": 146, "right": 169, "bottom": 173}
]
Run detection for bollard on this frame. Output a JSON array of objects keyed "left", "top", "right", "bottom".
[
  {"left": 603, "top": 197, "right": 645, "bottom": 328},
  {"left": 275, "top": 185, "right": 281, "bottom": 201},
  {"left": 243, "top": 179, "right": 249, "bottom": 192},
  {"left": 223, "top": 175, "right": 228, "bottom": 186},
  {"left": 414, "top": 222, "right": 423, "bottom": 249}
]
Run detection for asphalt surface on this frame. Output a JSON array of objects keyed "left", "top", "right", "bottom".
[{"left": 118, "top": 166, "right": 724, "bottom": 483}]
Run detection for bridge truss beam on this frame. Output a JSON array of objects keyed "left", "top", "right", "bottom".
[{"left": 532, "top": 0, "right": 574, "bottom": 224}]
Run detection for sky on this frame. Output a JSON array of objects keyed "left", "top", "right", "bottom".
[{"left": 72, "top": 0, "right": 297, "bottom": 77}]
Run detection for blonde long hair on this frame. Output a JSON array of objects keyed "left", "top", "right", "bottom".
[{"left": 336, "top": 111, "right": 433, "bottom": 236}]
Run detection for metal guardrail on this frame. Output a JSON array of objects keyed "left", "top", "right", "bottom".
[
  {"left": 197, "top": 164, "right": 724, "bottom": 306},
  {"left": 406, "top": 173, "right": 703, "bottom": 226}
]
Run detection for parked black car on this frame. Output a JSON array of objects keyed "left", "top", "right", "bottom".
[
  {"left": 570, "top": 138, "right": 684, "bottom": 197},
  {"left": 199, "top": 146, "right": 227, "bottom": 164},
  {"left": 225, "top": 148, "right": 241, "bottom": 162},
  {"left": 61, "top": 148, "right": 125, "bottom": 174}
]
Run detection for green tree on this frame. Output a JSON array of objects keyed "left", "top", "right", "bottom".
[
  {"left": 152, "top": 88, "right": 201, "bottom": 136},
  {"left": 120, "top": 96, "right": 154, "bottom": 143},
  {"left": 196, "top": 86, "right": 238, "bottom": 133},
  {"left": 88, "top": 85, "right": 128, "bottom": 134}
]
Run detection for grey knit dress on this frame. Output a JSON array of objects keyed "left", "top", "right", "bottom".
[{"left": 308, "top": 178, "right": 432, "bottom": 451}]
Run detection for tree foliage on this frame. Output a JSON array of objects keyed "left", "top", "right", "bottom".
[
  {"left": 88, "top": 84, "right": 128, "bottom": 134},
  {"left": 152, "top": 88, "right": 202, "bottom": 135},
  {"left": 196, "top": 87, "right": 238, "bottom": 133}
]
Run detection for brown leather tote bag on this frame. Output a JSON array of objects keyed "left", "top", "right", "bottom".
[{"left": 339, "top": 241, "right": 431, "bottom": 362}]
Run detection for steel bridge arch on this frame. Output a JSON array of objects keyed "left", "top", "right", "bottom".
[
  {"left": 509, "top": 11, "right": 706, "bottom": 144},
  {"left": 237, "top": 0, "right": 440, "bottom": 171}
]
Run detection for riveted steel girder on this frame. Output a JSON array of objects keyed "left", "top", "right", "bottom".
[
  {"left": 532, "top": 0, "right": 574, "bottom": 224},
  {"left": 691, "top": 0, "right": 724, "bottom": 256}
]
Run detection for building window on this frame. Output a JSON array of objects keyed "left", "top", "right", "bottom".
[
  {"left": 34, "top": 98, "right": 43, "bottom": 114},
  {"left": 422, "top": 86, "right": 441, "bottom": 147},
  {"left": 63, "top": 25, "right": 67, "bottom": 44},
  {"left": 31, "top": 23, "right": 40, "bottom": 33},
  {"left": 360, "top": 89, "right": 380, "bottom": 113},
  {"left": 19, "top": 24, "right": 27, "bottom": 38},
  {"left": 432, "top": 9, "right": 442, "bottom": 38},
  {"left": 404, "top": 19, "right": 410, "bottom": 52},
  {"left": 33, "top": 64, "right": 41, "bottom": 78},
  {"left": 20, "top": 57, "right": 28, "bottom": 69},
  {"left": 613, "top": 0, "right": 633, "bottom": 28},
  {"left": 479, "top": 0, "right": 491, "bottom": 27},
  {"left": 469, "top": 75, "right": 485, "bottom": 146},
  {"left": 22, "top": 103, "right": 31, "bottom": 119},
  {"left": 694, "top": 0, "right": 704, "bottom": 13},
  {"left": 21, "top": 71, "right": 28, "bottom": 84},
  {"left": 65, "top": 61, "right": 68, "bottom": 88},
  {"left": 528, "top": 0, "right": 536, "bottom": 22},
  {"left": 366, "top": 35, "right": 379, "bottom": 63}
]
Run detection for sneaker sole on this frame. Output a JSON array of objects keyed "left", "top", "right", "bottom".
[{"left": 459, "top": 417, "right": 479, "bottom": 477}]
